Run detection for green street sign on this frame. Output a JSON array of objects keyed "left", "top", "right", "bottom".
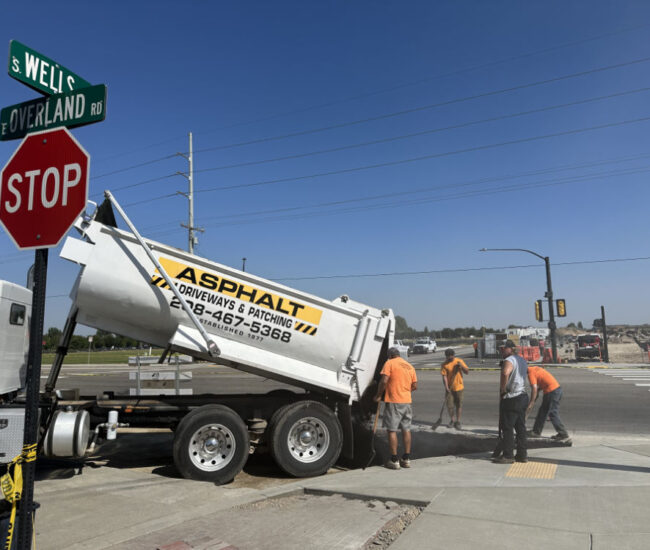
[
  {"left": 8, "top": 39, "right": 91, "bottom": 96},
  {"left": 0, "top": 84, "right": 107, "bottom": 141}
]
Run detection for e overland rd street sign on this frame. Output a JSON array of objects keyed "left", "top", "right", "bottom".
[
  {"left": 8, "top": 39, "right": 92, "bottom": 95},
  {"left": 0, "top": 84, "right": 107, "bottom": 140}
]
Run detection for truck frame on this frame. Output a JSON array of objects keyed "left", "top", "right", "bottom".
[{"left": 1, "top": 193, "right": 395, "bottom": 484}]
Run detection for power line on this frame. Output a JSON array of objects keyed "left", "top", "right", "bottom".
[
  {"left": 272, "top": 256, "right": 650, "bottom": 282},
  {"left": 89, "top": 172, "right": 179, "bottom": 200},
  {"left": 192, "top": 114, "right": 650, "bottom": 195},
  {"left": 111, "top": 86, "right": 650, "bottom": 204},
  {"left": 92, "top": 135, "right": 187, "bottom": 164},
  {"left": 73, "top": 24, "right": 650, "bottom": 178},
  {"left": 92, "top": 153, "right": 179, "bottom": 181},
  {"left": 195, "top": 87, "right": 650, "bottom": 172},
  {"left": 191, "top": 23, "right": 650, "bottom": 136},
  {"left": 190, "top": 160, "right": 650, "bottom": 226},
  {"left": 120, "top": 113, "right": 650, "bottom": 209},
  {"left": 137, "top": 159, "right": 650, "bottom": 240},
  {"left": 189, "top": 165, "right": 650, "bottom": 230},
  {"left": 194, "top": 56, "right": 650, "bottom": 153}
]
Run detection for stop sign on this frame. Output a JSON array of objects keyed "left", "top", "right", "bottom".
[{"left": 0, "top": 127, "right": 89, "bottom": 250}]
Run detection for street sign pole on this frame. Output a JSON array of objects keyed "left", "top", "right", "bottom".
[
  {"left": 2, "top": 39, "right": 99, "bottom": 550},
  {"left": 16, "top": 248, "right": 48, "bottom": 550}
]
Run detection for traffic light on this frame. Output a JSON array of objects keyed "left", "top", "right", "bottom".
[
  {"left": 556, "top": 299, "right": 566, "bottom": 317},
  {"left": 534, "top": 299, "right": 543, "bottom": 322}
]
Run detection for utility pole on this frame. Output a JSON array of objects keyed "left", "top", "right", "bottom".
[
  {"left": 178, "top": 132, "right": 203, "bottom": 254},
  {"left": 242, "top": 257, "right": 247, "bottom": 272}
]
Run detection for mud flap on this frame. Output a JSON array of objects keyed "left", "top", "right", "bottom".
[{"left": 337, "top": 402, "right": 354, "bottom": 460}]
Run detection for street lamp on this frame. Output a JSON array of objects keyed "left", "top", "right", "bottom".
[
  {"left": 479, "top": 248, "right": 558, "bottom": 363},
  {"left": 242, "top": 257, "right": 247, "bottom": 272}
]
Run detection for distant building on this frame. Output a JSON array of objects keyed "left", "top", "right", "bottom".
[{"left": 507, "top": 327, "right": 550, "bottom": 340}]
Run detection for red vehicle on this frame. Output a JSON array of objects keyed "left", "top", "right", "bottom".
[{"left": 576, "top": 334, "right": 602, "bottom": 361}]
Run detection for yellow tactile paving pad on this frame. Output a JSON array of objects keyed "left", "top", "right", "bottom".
[{"left": 505, "top": 461, "right": 557, "bottom": 479}]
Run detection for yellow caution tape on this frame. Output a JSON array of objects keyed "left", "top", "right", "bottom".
[{"left": 1, "top": 443, "right": 37, "bottom": 550}]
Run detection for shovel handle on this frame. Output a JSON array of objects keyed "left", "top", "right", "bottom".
[{"left": 372, "top": 401, "right": 382, "bottom": 433}]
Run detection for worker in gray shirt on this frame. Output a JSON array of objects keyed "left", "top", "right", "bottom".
[{"left": 493, "top": 340, "right": 529, "bottom": 464}]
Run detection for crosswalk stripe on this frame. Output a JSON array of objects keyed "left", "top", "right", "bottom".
[{"left": 592, "top": 368, "right": 650, "bottom": 394}]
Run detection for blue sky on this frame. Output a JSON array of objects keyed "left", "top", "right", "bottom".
[{"left": 1, "top": 1, "right": 649, "bottom": 333}]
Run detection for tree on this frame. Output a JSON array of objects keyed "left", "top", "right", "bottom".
[
  {"left": 577, "top": 321, "right": 584, "bottom": 329},
  {"left": 44, "top": 327, "right": 62, "bottom": 351},
  {"left": 395, "top": 315, "right": 409, "bottom": 335},
  {"left": 69, "top": 335, "right": 88, "bottom": 351},
  {"left": 440, "top": 327, "right": 454, "bottom": 339}
]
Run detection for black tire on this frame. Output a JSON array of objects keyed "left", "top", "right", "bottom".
[
  {"left": 269, "top": 400, "right": 343, "bottom": 478},
  {"left": 173, "top": 405, "right": 249, "bottom": 484},
  {"left": 264, "top": 390, "right": 299, "bottom": 441}
]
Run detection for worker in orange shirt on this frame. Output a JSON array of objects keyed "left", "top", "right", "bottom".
[
  {"left": 375, "top": 347, "right": 418, "bottom": 469},
  {"left": 526, "top": 366, "right": 570, "bottom": 442},
  {"left": 440, "top": 348, "right": 469, "bottom": 429}
]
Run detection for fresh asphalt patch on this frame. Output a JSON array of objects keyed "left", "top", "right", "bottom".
[{"left": 113, "top": 492, "right": 423, "bottom": 550}]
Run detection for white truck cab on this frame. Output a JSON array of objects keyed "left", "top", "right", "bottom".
[
  {"left": 0, "top": 281, "right": 31, "bottom": 397},
  {"left": 392, "top": 339, "right": 410, "bottom": 357},
  {"left": 412, "top": 336, "right": 437, "bottom": 354}
]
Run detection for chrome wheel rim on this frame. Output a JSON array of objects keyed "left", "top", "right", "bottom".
[
  {"left": 286, "top": 416, "right": 329, "bottom": 463},
  {"left": 188, "top": 424, "right": 236, "bottom": 471}
]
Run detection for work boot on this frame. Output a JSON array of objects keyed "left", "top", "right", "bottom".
[
  {"left": 527, "top": 430, "right": 541, "bottom": 437},
  {"left": 551, "top": 433, "right": 570, "bottom": 441},
  {"left": 447, "top": 421, "right": 455, "bottom": 428},
  {"left": 515, "top": 455, "right": 528, "bottom": 463},
  {"left": 384, "top": 459, "right": 400, "bottom": 470},
  {"left": 492, "top": 456, "right": 515, "bottom": 464},
  {"left": 454, "top": 421, "right": 462, "bottom": 430},
  {"left": 399, "top": 457, "right": 411, "bottom": 468}
]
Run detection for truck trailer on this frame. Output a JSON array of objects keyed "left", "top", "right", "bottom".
[{"left": 0, "top": 193, "right": 395, "bottom": 484}]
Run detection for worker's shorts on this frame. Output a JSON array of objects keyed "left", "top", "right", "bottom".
[
  {"left": 383, "top": 402, "right": 413, "bottom": 431},
  {"left": 446, "top": 389, "right": 464, "bottom": 409}
]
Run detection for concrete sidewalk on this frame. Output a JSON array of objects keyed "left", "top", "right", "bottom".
[{"left": 29, "top": 428, "right": 650, "bottom": 550}]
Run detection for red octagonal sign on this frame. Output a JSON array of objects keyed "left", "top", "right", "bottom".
[{"left": 0, "top": 127, "right": 89, "bottom": 250}]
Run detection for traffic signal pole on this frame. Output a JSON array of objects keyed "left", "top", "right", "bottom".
[
  {"left": 601, "top": 305, "right": 610, "bottom": 362},
  {"left": 544, "top": 256, "right": 558, "bottom": 363},
  {"left": 480, "top": 248, "right": 559, "bottom": 363}
]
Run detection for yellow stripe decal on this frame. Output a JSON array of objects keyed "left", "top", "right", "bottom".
[
  {"left": 153, "top": 258, "right": 323, "bottom": 325},
  {"left": 293, "top": 322, "right": 318, "bottom": 336}
]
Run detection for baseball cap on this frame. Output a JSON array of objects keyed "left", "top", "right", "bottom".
[{"left": 504, "top": 339, "right": 516, "bottom": 348}]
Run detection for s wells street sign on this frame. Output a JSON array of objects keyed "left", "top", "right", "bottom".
[
  {"left": 0, "top": 84, "right": 107, "bottom": 140},
  {"left": 0, "top": 127, "right": 89, "bottom": 249},
  {"left": 8, "top": 39, "right": 91, "bottom": 95}
]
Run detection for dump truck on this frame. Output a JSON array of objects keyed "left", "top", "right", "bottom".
[{"left": 0, "top": 193, "right": 395, "bottom": 484}]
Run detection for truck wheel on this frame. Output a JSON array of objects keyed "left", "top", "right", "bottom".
[
  {"left": 269, "top": 400, "right": 342, "bottom": 478},
  {"left": 173, "top": 405, "right": 249, "bottom": 484}
]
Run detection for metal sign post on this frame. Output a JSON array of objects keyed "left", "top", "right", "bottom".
[
  {"left": 15, "top": 248, "right": 47, "bottom": 549},
  {"left": 1, "top": 38, "right": 102, "bottom": 550}
]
